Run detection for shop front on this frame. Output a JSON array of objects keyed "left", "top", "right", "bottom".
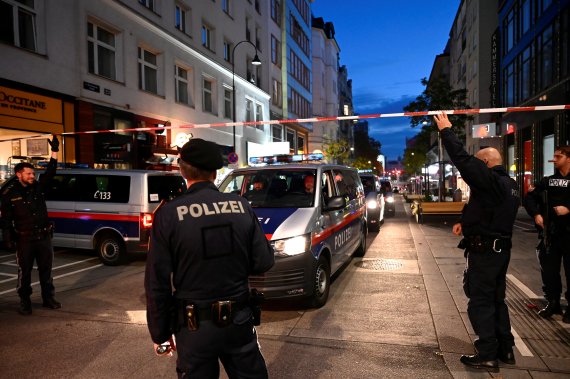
[{"left": 0, "top": 79, "right": 75, "bottom": 183}]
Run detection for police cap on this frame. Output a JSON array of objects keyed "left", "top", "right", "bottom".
[{"left": 179, "top": 138, "right": 223, "bottom": 170}]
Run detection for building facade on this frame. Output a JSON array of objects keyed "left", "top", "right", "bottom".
[
  {"left": 498, "top": 0, "right": 570, "bottom": 195},
  {"left": 0, "top": 0, "right": 273, "bottom": 173}
]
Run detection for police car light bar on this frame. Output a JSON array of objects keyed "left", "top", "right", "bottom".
[{"left": 249, "top": 153, "right": 324, "bottom": 165}]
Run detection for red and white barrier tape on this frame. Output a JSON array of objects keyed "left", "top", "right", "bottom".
[{"left": 7, "top": 104, "right": 570, "bottom": 139}]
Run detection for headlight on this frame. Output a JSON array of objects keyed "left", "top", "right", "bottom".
[
  {"left": 367, "top": 200, "right": 378, "bottom": 209},
  {"left": 271, "top": 235, "right": 310, "bottom": 256},
  {"left": 386, "top": 196, "right": 394, "bottom": 203}
]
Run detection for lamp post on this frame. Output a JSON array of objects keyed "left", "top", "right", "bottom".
[{"left": 232, "top": 40, "right": 261, "bottom": 154}]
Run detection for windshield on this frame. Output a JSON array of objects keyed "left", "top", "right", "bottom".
[
  {"left": 219, "top": 169, "right": 316, "bottom": 208},
  {"left": 359, "top": 176, "right": 376, "bottom": 195}
]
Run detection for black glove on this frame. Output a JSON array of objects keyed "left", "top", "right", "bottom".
[{"left": 48, "top": 135, "right": 60, "bottom": 152}]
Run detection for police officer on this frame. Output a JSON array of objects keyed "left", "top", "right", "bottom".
[
  {"left": 524, "top": 146, "right": 570, "bottom": 323},
  {"left": 145, "top": 138, "right": 275, "bottom": 378},
  {"left": 1, "top": 135, "right": 61, "bottom": 315},
  {"left": 434, "top": 113, "right": 519, "bottom": 370}
]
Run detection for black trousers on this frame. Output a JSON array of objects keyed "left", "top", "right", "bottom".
[
  {"left": 175, "top": 308, "right": 268, "bottom": 379},
  {"left": 16, "top": 237, "right": 55, "bottom": 300},
  {"left": 537, "top": 233, "right": 570, "bottom": 302},
  {"left": 463, "top": 247, "right": 514, "bottom": 360}
]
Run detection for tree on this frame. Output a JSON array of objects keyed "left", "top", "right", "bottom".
[
  {"left": 354, "top": 129, "right": 382, "bottom": 164},
  {"left": 404, "top": 77, "right": 471, "bottom": 139},
  {"left": 323, "top": 138, "right": 350, "bottom": 163}
]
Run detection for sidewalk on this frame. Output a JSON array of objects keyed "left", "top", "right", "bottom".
[{"left": 401, "top": 199, "right": 570, "bottom": 377}]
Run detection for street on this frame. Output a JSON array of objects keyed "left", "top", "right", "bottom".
[{"left": 1, "top": 195, "right": 569, "bottom": 378}]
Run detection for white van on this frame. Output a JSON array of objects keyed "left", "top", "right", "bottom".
[
  {"left": 218, "top": 160, "right": 367, "bottom": 307},
  {"left": 35, "top": 169, "right": 187, "bottom": 265}
]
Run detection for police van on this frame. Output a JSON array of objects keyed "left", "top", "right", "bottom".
[
  {"left": 0, "top": 169, "right": 187, "bottom": 265},
  {"left": 218, "top": 154, "right": 367, "bottom": 307}
]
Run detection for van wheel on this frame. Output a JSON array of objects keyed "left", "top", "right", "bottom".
[
  {"left": 309, "top": 256, "right": 330, "bottom": 308},
  {"left": 97, "top": 234, "right": 127, "bottom": 266},
  {"left": 354, "top": 226, "right": 367, "bottom": 257}
]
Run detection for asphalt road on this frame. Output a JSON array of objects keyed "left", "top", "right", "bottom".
[{"left": 0, "top": 196, "right": 568, "bottom": 378}]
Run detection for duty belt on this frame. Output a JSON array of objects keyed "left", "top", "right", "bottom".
[
  {"left": 15, "top": 224, "right": 54, "bottom": 240},
  {"left": 461, "top": 235, "right": 512, "bottom": 253}
]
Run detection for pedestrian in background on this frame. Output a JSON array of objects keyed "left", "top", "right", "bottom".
[
  {"left": 524, "top": 146, "right": 570, "bottom": 323},
  {"left": 145, "top": 138, "right": 275, "bottom": 378},
  {"left": 434, "top": 113, "right": 519, "bottom": 370},
  {"left": 1, "top": 135, "right": 61, "bottom": 315}
]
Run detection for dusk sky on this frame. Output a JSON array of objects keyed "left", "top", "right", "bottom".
[{"left": 311, "top": 0, "right": 461, "bottom": 161}]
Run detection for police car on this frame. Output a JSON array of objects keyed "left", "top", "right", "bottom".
[
  {"left": 218, "top": 154, "right": 367, "bottom": 307},
  {"left": 1, "top": 168, "right": 187, "bottom": 265}
]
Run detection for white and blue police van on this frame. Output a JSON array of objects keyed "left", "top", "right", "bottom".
[
  {"left": 218, "top": 154, "right": 367, "bottom": 307},
  {"left": 0, "top": 168, "right": 188, "bottom": 265}
]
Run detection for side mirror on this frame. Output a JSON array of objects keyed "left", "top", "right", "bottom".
[{"left": 324, "top": 195, "right": 346, "bottom": 211}]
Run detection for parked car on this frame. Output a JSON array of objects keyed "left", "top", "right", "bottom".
[
  {"left": 358, "top": 173, "right": 385, "bottom": 231},
  {"left": 218, "top": 159, "right": 366, "bottom": 308},
  {"left": 0, "top": 169, "right": 187, "bottom": 265},
  {"left": 380, "top": 180, "right": 396, "bottom": 216}
]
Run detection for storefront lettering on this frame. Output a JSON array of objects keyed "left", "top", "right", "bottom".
[{"left": 0, "top": 91, "right": 47, "bottom": 112}]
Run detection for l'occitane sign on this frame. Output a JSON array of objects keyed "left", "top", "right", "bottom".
[{"left": 0, "top": 86, "right": 62, "bottom": 124}]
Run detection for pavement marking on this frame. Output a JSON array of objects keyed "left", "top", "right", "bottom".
[
  {"left": 0, "top": 263, "right": 104, "bottom": 295},
  {"left": 127, "top": 310, "right": 148, "bottom": 324},
  {"left": 1, "top": 257, "right": 99, "bottom": 269},
  {"left": 0, "top": 272, "right": 18, "bottom": 283},
  {"left": 511, "top": 326, "right": 534, "bottom": 357},
  {"left": 507, "top": 274, "right": 540, "bottom": 299}
]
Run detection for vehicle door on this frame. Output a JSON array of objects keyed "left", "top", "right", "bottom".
[
  {"left": 74, "top": 174, "right": 133, "bottom": 249},
  {"left": 333, "top": 169, "right": 364, "bottom": 260},
  {"left": 43, "top": 173, "right": 77, "bottom": 248}
]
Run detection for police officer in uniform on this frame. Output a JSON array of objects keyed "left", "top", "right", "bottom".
[
  {"left": 145, "top": 138, "right": 275, "bottom": 378},
  {"left": 1, "top": 135, "right": 61, "bottom": 315},
  {"left": 524, "top": 146, "right": 570, "bottom": 323},
  {"left": 434, "top": 113, "right": 519, "bottom": 370}
]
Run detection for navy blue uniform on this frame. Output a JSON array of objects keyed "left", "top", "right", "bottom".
[
  {"left": 524, "top": 172, "right": 570, "bottom": 303},
  {"left": 441, "top": 128, "right": 519, "bottom": 361},
  {"left": 1, "top": 158, "right": 57, "bottom": 300},
  {"left": 145, "top": 181, "right": 274, "bottom": 378}
]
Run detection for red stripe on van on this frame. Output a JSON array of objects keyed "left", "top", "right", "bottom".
[
  {"left": 311, "top": 207, "right": 365, "bottom": 246},
  {"left": 49, "top": 211, "right": 139, "bottom": 222}
]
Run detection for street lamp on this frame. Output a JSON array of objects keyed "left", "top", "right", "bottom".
[{"left": 232, "top": 40, "right": 261, "bottom": 153}]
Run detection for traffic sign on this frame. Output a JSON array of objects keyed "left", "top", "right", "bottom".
[{"left": 228, "top": 152, "right": 238, "bottom": 164}]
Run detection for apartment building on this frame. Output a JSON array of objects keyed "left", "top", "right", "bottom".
[{"left": 0, "top": 0, "right": 272, "bottom": 172}]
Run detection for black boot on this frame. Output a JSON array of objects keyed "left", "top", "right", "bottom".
[
  {"left": 19, "top": 298, "right": 32, "bottom": 315},
  {"left": 538, "top": 299, "right": 562, "bottom": 318},
  {"left": 460, "top": 354, "right": 499, "bottom": 370},
  {"left": 42, "top": 297, "right": 61, "bottom": 309},
  {"left": 563, "top": 308, "right": 570, "bottom": 324}
]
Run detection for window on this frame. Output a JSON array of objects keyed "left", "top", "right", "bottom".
[
  {"left": 272, "top": 124, "right": 283, "bottom": 142},
  {"left": 296, "top": 135, "right": 305, "bottom": 154},
  {"left": 175, "top": 4, "right": 188, "bottom": 33},
  {"left": 290, "top": 51, "right": 310, "bottom": 90},
  {"left": 290, "top": 16, "right": 309, "bottom": 56},
  {"left": 87, "top": 22, "right": 116, "bottom": 80},
  {"left": 201, "top": 24, "right": 213, "bottom": 50},
  {"left": 255, "top": 27, "right": 261, "bottom": 51},
  {"left": 286, "top": 128, "right": 295, "bottom": 154},
  {"left": 521, "top": 0, "right": 531, "bottom": 36},
  {"left": 138, "top": 47, "right": 158, "bottom": 94},
  {"left": 255, "top": 0, "right": 260, "bottom": 14},
  {"left": 0, "top": 0, "right": 38, "bottom": 51},
  {"left": 292, "top": 0, "right": 310, "bottom": 24},
  {"left": 202, "top": 77, "right": 215, "bottom": 113},
  {"left": 289, "top": 88, "right": 310, "bottom": 118},
  {"left": 245, "top": 17, "right": 251, "bottom": 41},
  {"left": 271, "top": 79, "right": 282, "bottom": 106},
  {"left": 271, "top": 0, "right": 281, "bottom": 26},
  {"left": 245, "top": 99, "right": 254, "bottom": 122},
  {"left": 139, "top": 0, "right": 155, "bottom": 11},
  {"left": 520, "top": 46, "right": 532, "bottom": 100},
  {"left": 503, "top": 8, "right": 515, "bottom": 54},
  {"left": 223, "top": 40, "right": 232, "bottom": 62},
  {"left": 255, "top": 103, "right": 263, "bottom": 130},
  {"left": 271, "top": 35, "right": 281, "bottom": 67},
  {"left": 543, "top": 134, "right": 555, "bottom": 177},
  {"left": 175, "top": 65, "right": 192, "bottom": 105},
  {"left": 224, "top": 87, "right": 232, "bottom": 119},
  {"left": 503, "top": 61, "right": 515, "bottom": 106},
  {"left": 222, "top": 0, "right": 230, "bottom": 15},
  {"left": 538, "top": 25, "right": 554, "bottom": 89}
]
